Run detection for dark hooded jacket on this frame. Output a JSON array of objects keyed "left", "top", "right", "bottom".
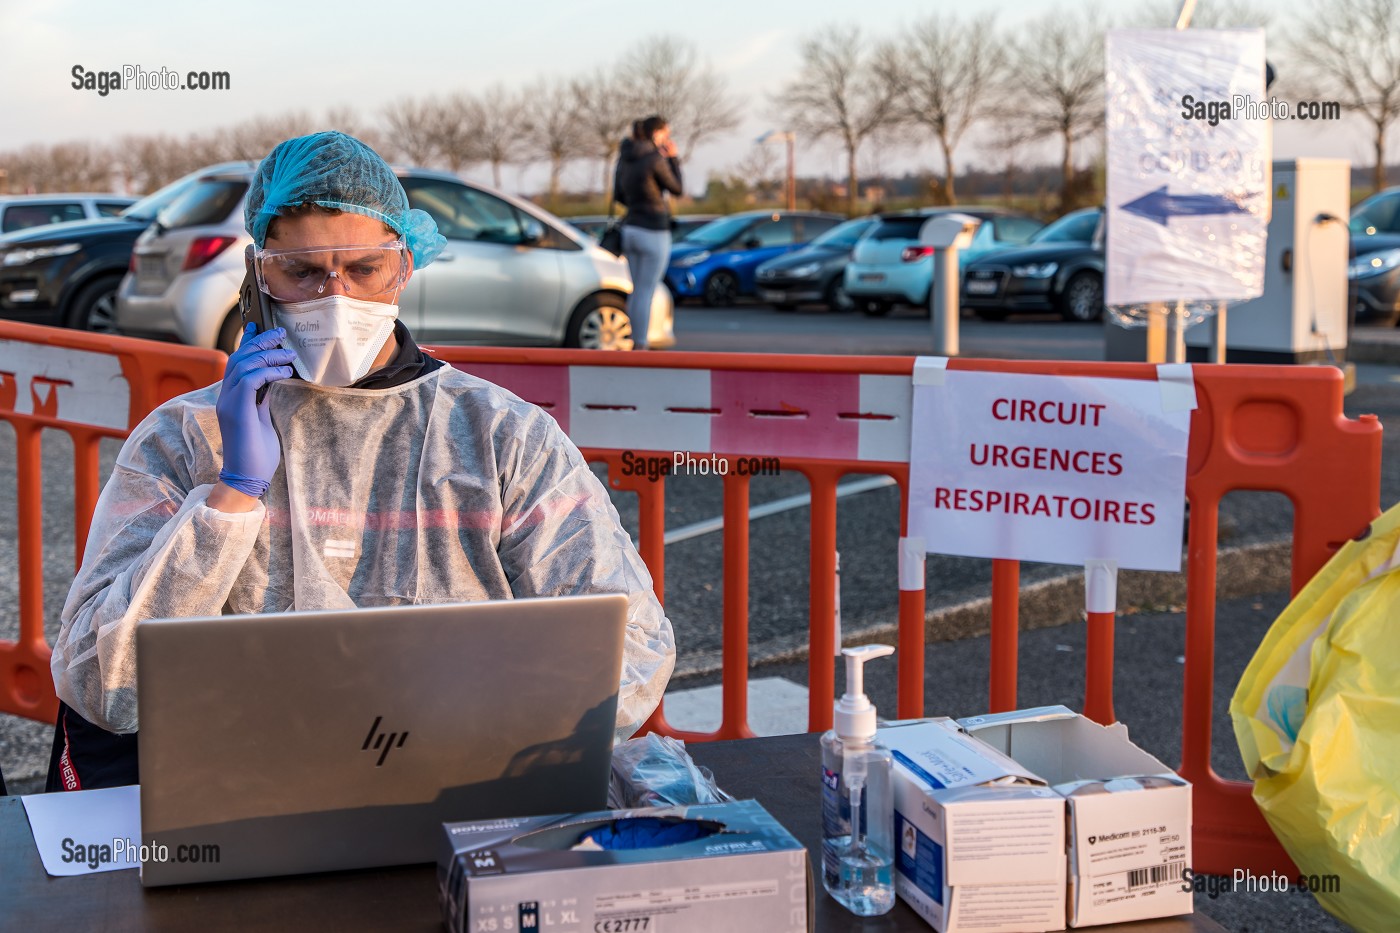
[{"left": 613, "top": 137, "right": 684, "bottom": 232}]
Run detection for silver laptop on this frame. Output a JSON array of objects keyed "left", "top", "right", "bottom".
[{"left": 136, "top": 594, "right": 627, "bottom": 886}]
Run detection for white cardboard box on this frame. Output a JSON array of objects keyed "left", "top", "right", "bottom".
[
  {"left": 959, "top": 707, "right": 1193, "bottom": 927},
  {"left": 879, "top": 719, "right": 1067, "bottom": 933}
]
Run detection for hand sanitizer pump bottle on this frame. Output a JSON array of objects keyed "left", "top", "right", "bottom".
[{"left": 820, "top": 644, "right": 896, "bottom": 916}]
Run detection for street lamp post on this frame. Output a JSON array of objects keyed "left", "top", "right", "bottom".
[{"left": 756, "top": 130, "right": 797, "bottom": 211}]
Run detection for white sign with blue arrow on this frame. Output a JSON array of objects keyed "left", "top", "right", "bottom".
[{"left": 1105, "top": 29, "right": 1269, "bottom": 307}]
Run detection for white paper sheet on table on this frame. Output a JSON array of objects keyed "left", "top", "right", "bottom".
[{"left": 21, "top": 785, "right": 142, "bottom": 875}]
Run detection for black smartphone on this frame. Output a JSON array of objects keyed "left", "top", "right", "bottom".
[
  {"left": 237, "top": 266, "right": 272, "bottom": 337},
  {"left": 237, "top": 247, "right": 279, "bottom": 402}
]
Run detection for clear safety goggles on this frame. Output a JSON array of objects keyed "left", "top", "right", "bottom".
[{"left": 254, "top": 240, "right": 408, "bottom": 303}]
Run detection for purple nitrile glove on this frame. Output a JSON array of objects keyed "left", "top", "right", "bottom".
[{"left": 215, "top": 324, "right": 297, "bottom": 497}]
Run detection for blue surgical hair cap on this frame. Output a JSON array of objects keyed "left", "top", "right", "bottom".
[{"left": 245, "top": 131, "right": 446, "bottom": 268}]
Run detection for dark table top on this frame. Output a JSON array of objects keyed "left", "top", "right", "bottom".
[{"left": 1, "top": 732, "right": 1224, "bottom": 932}]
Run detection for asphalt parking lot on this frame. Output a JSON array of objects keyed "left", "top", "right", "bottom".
[{"left": 1, "top": 306, "right": 1393, "bottom": 932}]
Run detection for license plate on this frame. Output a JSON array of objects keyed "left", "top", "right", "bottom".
[
  {"left": 759, "top": 290, "right": 786, "bottom": 303},
  {"left": 965, "top": 279, "right": 998, "bottom": 295},
  {"left": 859, "top": 273, "right": 884, "bottom": 283},
  {"left": 135, "top": 255, "right": 163, "bottom": 282}
]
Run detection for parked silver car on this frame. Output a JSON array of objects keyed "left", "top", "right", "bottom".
[
  {"left": 116, "top": 166, "right": 674, "bottom": 352},
  {"left": 0, "top": 193, "right": 138, "bottom": 234}
]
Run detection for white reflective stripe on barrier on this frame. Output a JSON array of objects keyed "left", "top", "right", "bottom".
[
  {"left": 0, "top": 341, "right": 130, "bottom": 430},
  {"left": 856, "top": 374, "right": 912, "bottom": 462},
  {"left": 459, "top": 362, "right": 915, "bottom": 462},
  {"left": 1085, "top": 559, "right": 1119, "bottom": 613},
  {"left": 570, "top": 366, "right": 713, "bottom": 452}
]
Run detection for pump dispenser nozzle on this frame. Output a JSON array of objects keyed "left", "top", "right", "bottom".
[{"left": 834, "top": 645, "right": 895, "bottom": 745}]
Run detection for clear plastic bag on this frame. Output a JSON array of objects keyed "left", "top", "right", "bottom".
[{"left": 608, "top": 734, "right": 735, "bottom": 809}]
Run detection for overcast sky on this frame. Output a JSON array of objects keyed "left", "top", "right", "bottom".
[{"left": 0, "top": 0, "right": 1383, "bottom": 196}]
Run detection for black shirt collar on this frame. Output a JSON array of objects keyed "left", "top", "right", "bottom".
[{"left": 349, "top": 320, "right": 443, "bottom": 389}]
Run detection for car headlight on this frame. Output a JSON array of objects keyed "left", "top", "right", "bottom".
[
  {"left": 787, "top": 262, "right": 821, "bottom": 279},
  {"left": 1349, "top": 252, "right": 1400, "bottom": 278},
  {"left": 673, "top": 250, "right": 710, "bottom": 268},
  {"left": 2, "top": 242, "right": 82, "bottom": 267},
  {"left": 1011, "top": 262, "right": 1058, "bottom": 278}
]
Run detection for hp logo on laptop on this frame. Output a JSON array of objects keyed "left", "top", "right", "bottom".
[{"left": 362, "top": 716, "right": 409, "bottom": 766}]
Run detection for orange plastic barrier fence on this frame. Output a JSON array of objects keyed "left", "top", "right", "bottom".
[
  {"left": 428, "top": 347, "right": 1381, "bottom": 881},
  {"left": 0, "top": 328, "right": 1381, "bottom": 881},
  {"left": 0, "top": 322, "right": 226, "bottom": 724}
]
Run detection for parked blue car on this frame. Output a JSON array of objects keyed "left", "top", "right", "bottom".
[{"left": 665, "top": 210, "right": 844, "bottom": 305}]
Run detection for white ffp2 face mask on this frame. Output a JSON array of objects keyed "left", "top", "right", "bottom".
[{"left": 274, "top": 295, "right": 400, "bottom": 387}]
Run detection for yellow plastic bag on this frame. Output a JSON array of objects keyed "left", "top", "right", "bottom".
[{"left": 1230, "top": 501, "right": 1400, "bottom": 933}]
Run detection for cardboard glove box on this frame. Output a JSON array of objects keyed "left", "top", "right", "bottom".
[
  {"left": 959, "top": 707, "right": 1193, "bottom": 927},
  {"left": 438, "top": 799, "right": 812, "bottom": 933}
]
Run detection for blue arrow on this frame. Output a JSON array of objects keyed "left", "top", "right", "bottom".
[{"left": 1120, "top": 186, "right": 1251, "bottom": 225}]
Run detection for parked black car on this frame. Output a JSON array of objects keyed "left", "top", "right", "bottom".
[
  {"left": 961, "top": 207, "right": 1105, "bottom": 322},
  {"left": 1348, "top": 248, "right": 1400, "bottom": 326},
  {"left": 1347, "top": 189, "right": 1400, "bottom": 326},
  {"left": 1349, "top": 188, "right": 1400, "bottom": 257},
  {"left": 754, "top": 216, "right": 878, "bottom": 312},
  {"left": 0, "top": 163, "right": 253, "bottom": 333}
]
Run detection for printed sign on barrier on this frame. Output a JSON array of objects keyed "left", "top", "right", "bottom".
[{"left": 907, "top": 365, "right": 1192, "bottom": 572}]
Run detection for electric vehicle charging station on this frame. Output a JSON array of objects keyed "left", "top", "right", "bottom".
[{"left": 1182, "top": 159, "right": 1351, "bottom": 363}]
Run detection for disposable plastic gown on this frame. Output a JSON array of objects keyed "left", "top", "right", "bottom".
[{"left": 50, "top": 366, "right": 676, "bottom": 742}]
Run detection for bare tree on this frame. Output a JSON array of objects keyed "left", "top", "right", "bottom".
[
  {"left": 381, "top": 96, "right": 442, "bottom": 167},
  {"left": 521, "top": 79, "right": 586, "bottom": 207},
  {"left": 114, "top": 134, "right": 191, "bottom": 192},
  {"left": 220, "top": 112, "right": 317, "bottom": 161},
  {"left": 776, "top": 26, "right": 903, "bottom": 216},
  {"left": 572, "top": 73, "right": 634, "bottom": 201},
  {"left": 428, "top": 92, "right": 485, "bottom": 174},
  {"left": 324, "top": 106, "right": 389, "bottom": 155},
  {"left": 473, "top": 84, "right": 519, "bottom": 189},
  {"left": 888, "top": 13, "right": 1008, "bottom": 204},
  {"left": 1, "top": 144, "right": 61, "bottom": 192},
  {"left": 1291, "top": 0, "right": 1400, "bottom": 193},
  {"left": 39, "top": 141, "right": 115, "bottom": 191},
  {"left": 734, "top": 144, "right": 781, "bottom": 202},
  {"left": 617, "top": 36, "right": 742, "bottom": 162},
  {"left": 1006, "top": 7, "right": 1107, "bottom": 209}
]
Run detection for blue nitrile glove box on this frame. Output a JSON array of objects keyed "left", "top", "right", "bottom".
[{"left": 438, "top": 799, "right": 812, "bottom": 933}]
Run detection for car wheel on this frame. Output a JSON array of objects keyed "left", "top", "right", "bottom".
[
  {"left": 703, "top": 270, "right": 739, "bottom": 306},
  {"left": 1058, "top": 272, "right": 1104, "bottom": 322},
  {"left": 64, "top": 275, "right": 122, "bottom": 333},
  {"left": 217, "top": 309, "right": 246, "bottom": 353},
  {"left": 859, "top": 299, "right": 892, "bottom": 317},
  {"left": 974, "top": 308, "right": 1010, "bottom": 322},
  {"left": 566, "top": 295, "right": 634, "bottom": 350},
  {"left": 824, "top": 277, "right": 855, "bottom": 313}
]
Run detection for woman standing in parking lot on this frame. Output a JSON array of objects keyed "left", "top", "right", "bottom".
[{"left": 613, "top": 115, "right": 682, "bottom": 350}]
